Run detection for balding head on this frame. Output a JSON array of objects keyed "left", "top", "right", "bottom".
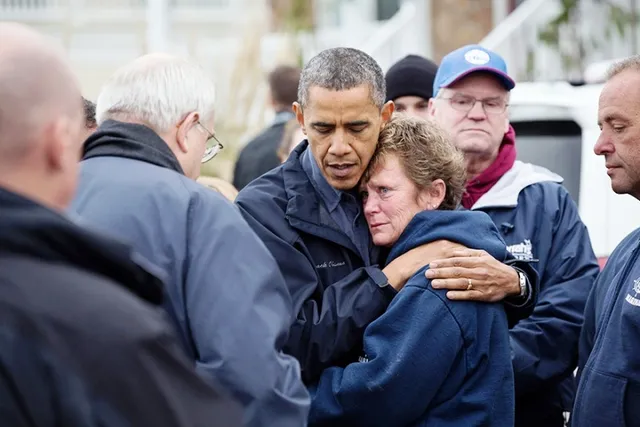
[{"left": 0, "top": 23, "right": 83, "bottom": 210}]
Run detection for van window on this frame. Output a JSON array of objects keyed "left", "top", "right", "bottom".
[{"left": 511, "top": 120, "right": 582, "bottom": 206}]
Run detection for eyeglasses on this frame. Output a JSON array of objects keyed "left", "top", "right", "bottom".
[
  {"left": 197, "top": 122, "right": 224, "bottom": 163},
  {"left": 438, "top": 94, "right": 508, "bottom": 115}
]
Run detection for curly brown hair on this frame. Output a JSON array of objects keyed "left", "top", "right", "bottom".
[{"left": 363, "top": 114, "right": 466, "bottom": 210}]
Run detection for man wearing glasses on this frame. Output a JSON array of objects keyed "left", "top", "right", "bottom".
[
  {"left": 70, "top": 53, "right": 309, "bottom": 427},
  {"left": 428, "top": 45, "right": 599, "bottom": 427}
]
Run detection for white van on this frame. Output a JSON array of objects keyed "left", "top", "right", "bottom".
[{"left": 508, "top": 81, "right": 640, "bottom": 267}]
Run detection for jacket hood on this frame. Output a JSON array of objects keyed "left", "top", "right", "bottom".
[
  {"left": 83, "top": 119, "right": 184, "bottom": 175},
  {"left": 472, "top": 160, "right": 563, "bottom": 210},
  {"left": 387, "top": 210, "right": 508, "bottom": 265},
  {"left": 0, "top": 187, "right": 165, "bottom": 305}
]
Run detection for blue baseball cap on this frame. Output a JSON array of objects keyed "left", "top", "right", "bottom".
[{"left": 433, "top": 44, "right": 515, "bottom": 97}]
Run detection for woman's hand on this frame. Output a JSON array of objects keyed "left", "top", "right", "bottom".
[
  {"left": 382, "top": 240, "right": 466, "bottom": 291},
  {"left": 425, "top": 249, "right": 520, "bottom": 302}
]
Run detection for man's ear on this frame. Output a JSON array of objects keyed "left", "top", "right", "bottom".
[
  {"left": 44, "top": 118, "right": 71, "bottom": 171},
  {"left": 292, "top": 102, "right": 305, "bottom": 134},
  {"left": 381, "top": 100, "right": 395, "bottom": 125},
  {"left": 176, "top": 112, "right": 199, "bottom": 154},
  {"left": 428, "top": 97, "right": 437, "bottom": 117}
]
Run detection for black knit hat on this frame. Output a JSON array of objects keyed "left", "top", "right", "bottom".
[{"left": 385, "top": 54, "right": 438, "bottom": 102}]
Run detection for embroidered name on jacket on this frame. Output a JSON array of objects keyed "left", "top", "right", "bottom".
[
  {"left": 625, "top": 278, "right": 640, "bottom": 307},
  {"left": 316, "top": 261, "right": 346, "bottom": 269},
  {"left": 507, "top": 239, "right": 534, "bottom": 261}
]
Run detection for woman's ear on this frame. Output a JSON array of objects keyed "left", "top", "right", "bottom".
[{"left": 418, "top": 179, "right": 446, "bottom": 210}]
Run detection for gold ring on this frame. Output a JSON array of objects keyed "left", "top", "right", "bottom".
[{"left": 467, "top": 279, "right": 473, "bottom": 291}]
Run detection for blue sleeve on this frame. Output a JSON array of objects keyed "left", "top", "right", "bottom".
[
  {"left": 308, "top": 282, "right": 464, "bottom": 426},
  {"left": 185, "top": 192, "right": 309, "bottom": 427},
  {"left": 510, "top": 189, "right": 599, "bottom": 396},
  {"left": 237, "top": 197, "right": 394, "bottom": 384}
]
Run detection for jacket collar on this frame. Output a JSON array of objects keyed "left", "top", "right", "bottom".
[
  {"left": 281, "top": 142, "right": 363, "bottom": 256},
  {"left": 0, "top": 187, "right": 165, "bottom": 305},
  {"left": 388, "top": 210, "right": 508, "bottom": 265},
  {"left": 83, "top": 119, "right": 184, "bottom": 175}
]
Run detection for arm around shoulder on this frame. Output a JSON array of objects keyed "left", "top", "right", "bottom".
[{"left": 236, "top": 188, "right": 395, "bottom": 383}]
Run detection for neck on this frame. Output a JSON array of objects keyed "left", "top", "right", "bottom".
[
  {"left": 464, "top": 152, "right": 498, "bottom": 181},
  {"left": 0, "top": 167, "right": 63, "bottom": 211}
]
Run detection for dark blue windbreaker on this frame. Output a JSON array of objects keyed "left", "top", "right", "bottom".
[
  {"left": 572, "top": 228, "right": 640, "bottom": 427},
  {"left": 309, "top": 210, "right": 514, "bottom": 426},
  {"left": 471, "top": 160, "right": 599, "bottom": 424}
]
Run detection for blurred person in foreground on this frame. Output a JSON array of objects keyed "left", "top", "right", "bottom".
[
  {"left": 571, "top": 56, "right": 640, "bottom": 427},
  {"left": 428, "top": 44, "right": 599, "bottom": 426},
  {"left": 0, "top": 22, "right": 243, "bottom": 426},
  {"left": 236, "top": 47, "right": 538, "bottom": 384},
  {"left": 70, "top": 53, "right": 309, "bottom": 427},
  {"left": 309, "top": 115, "right": 514, "bottom": 426},
  {"left": 233, "top": 64, "right": 301, "bottom": 189}
]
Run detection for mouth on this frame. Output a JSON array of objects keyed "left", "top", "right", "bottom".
[
  {"left": 327, "top": 163, "right": 356, "bottom": 178},
  {"left": 369, "top": 223, "right": 387, "bottom": 230},
  {"left": 462, "top": 129, "right": 489, "bottom": 134}
]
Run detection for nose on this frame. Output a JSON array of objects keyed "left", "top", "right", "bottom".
[
  {"left": 363, "top": 193, "right": 379, "bottom": 218},
  {"left": 467, "top": 100, "right": 487, "bottom": 120},
  {"left": 327, "top": 130, "right": 352, "bottom": 157},
  {"left": 594, "top": 130, "right": 614, "bottom": 156}
]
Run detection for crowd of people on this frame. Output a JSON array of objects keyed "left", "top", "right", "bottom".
[{"left": 0, "top": 20, "right": 638, "bottom": 427}]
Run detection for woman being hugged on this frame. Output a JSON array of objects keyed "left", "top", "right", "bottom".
[{"left": 309, "top": 115, "right": 515, "bottom": 427}]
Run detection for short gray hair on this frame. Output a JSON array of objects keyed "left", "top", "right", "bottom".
[
  {"left": 298, "top": 47, "right": 386, "bottom": 109},
  {"left": 96, "top": 53, "right": 216, "bottom": 133},
  {"left": 607, "top": 55, "right": 640, "bottom": 80}
]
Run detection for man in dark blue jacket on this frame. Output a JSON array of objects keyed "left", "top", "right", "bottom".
[
  {"left": 236, "top": 47, "right": 538, "bottom": 384},
  {"left": 71, "top": 54, "right": 309, "bottom": 427},
  {"left": 427, "top": 45, "right": 599, "bottom": 426},
  {"left": 571, "top": 56, "right": 640, "bottom": 427}
]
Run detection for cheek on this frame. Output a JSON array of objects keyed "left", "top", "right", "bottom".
[{"left": 383, "top": 198, "right": 417, "bottom": 228}]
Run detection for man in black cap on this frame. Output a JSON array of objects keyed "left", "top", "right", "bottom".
[{"left": 384, "top": 54, "right": 438, "bottom": 119}]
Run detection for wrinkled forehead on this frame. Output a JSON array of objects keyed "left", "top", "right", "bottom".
[{"left": 440, "top": 72, "right": 510, "bottom": 98}]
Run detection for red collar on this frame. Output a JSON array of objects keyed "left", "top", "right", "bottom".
[{"left": 461, "top": 125, "right": 517, "bottom": 209}]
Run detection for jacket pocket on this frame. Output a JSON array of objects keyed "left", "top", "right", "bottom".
[{"left": 574, "top": 367, "right": 627, "bottom": 427}]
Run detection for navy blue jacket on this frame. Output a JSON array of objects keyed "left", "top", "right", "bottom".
[
  {"left": 572, "top": 228, "right": 640, "bottom": 427},
  {"left": 309, "top": 210, "right": 514, "bottom": 427},
  {"left": 472, "top": 161, "right": 599, "bottom": 425},
  {"left": 70, "top": 120, "right": 309, "bottom": 427},
  {"left": 0, "top": 187, "right": 243, "bottom": 426},
  {"left": 236, "top": 142, "right": 537, "bottom": 384}
]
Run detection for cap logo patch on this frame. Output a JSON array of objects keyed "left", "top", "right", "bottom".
[{"left": 464, "top": 49, "right": 490, "bottom": 65}]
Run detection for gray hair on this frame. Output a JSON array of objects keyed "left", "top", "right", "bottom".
[
  {"left": 298, "top": 47, "right": 386, "bottom": 109},
  {"left": 607, "top": 55, "right": 640, "bottom": 80},
  {"left": 96, "top": 53, "right": 216, "bottom": 133}
]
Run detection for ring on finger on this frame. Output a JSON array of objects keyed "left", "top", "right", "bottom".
[{"left": 466, "top": 278, "right": 473, "bottom": 291}]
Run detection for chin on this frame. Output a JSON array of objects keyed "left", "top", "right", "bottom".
[
  {"left": 328, "top": 177, "right": 359, "bottom": 191},
  {"left": 372, "top": 234, "right": 395, "bottom": 248}
]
